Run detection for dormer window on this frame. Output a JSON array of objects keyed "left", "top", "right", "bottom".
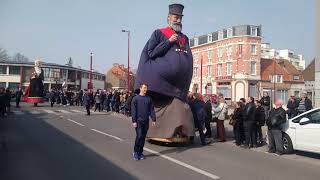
[
  {"left": 208, "top": 34, "right": 212, "bottom": 42},
  {"left": 251, "top": 27, "right": 258, "bottom": 36},
  {"left": 227, "top": 28, "right": 233, "bottom": 38},
  {"left": 218, "top": 31, "right": 223, "bottom": 40}
]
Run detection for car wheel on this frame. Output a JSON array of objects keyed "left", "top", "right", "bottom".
[{"left": 282, "top": 133, "right": 294, "bottom": 154}]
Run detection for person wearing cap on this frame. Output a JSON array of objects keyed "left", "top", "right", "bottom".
[{"left": 134, "top": 4, "right": 194, "bottom": 141}]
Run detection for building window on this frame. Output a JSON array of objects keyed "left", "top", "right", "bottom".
[
  {"left": 227, "top": 62, "right": 232, "bottom": 75},
  {"left": 293, "top": 75, "right": 300, "bottom": 81},
  {"left": 207, "top": 65, "right": 212, "bottom": 76},
  {"left": 194, "top": 38, "right": 198, "bottom": 46},
  {"left": 208, "top": 34, "right": 212, "bottom": 42},
  {"left": 0, "top": 82, "right": 6, "bottom": 88},
  {"left": 216, "top": 87, "right": 231, "bottom": 99},
  {"left": 294, "top": 91, "right": 300, "bottom": 97},
  {"left": 217, "top": 64, "right": 222, "bottom": 76},
  {"left": 207, "top": 50, "right": 213, "bottom": 61},
  {"left": 251, "top": 27, "right": 258, "bottom": 36},
  {"left": 9, "top": 66, "right": 20, "bottom": 75},
  {"left": 251, "top": 44, "right": 256, "bottom": 55},
  {"left": 227, "top": 28, "right": 233, "bottom": 38},
  {"left": 0, "top": 66, "right": 6, "bottom": 74},
  {"left": 8, "top": 82, "right": 19, "bottom": 90},
  {"left": 250, "top": 61, "right": 256, "bottom": 75},
  {"left": 51, "top": 69, "right": 61, "bottom": 79},
  {"left": 227, "top": 45, "right": 232, "bottom": 56},
  {"left": 193, "top": 67, "right": 198, "bottom": 78},
  {"left": 276, "top": 75, "right": 283, "bottom": 83},
  {"left": 43, "top": 68, "right": 50, "bottom": 78},
  {"left": 276, "top": 90, "right": 288, "bottom": 105},
  {"left": 249, "top": 84, "right": 258, "bottom": 98},
  {"left": 218, "top": 31, "right": 223, "bottom": 40},
  {"left": 269, "top": 75, "right": 283, "bottom": 83},
  {"left": 218, "top": 47, "right": 223, "bottom": 58}
]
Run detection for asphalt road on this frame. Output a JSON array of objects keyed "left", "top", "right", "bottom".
[{"left": 1, "top": 102, "right": 320, "bottom": 180}]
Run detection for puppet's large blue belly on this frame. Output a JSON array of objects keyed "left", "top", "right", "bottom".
[{"left": 153, "top": 50, "right": 189, "bottom": 84}]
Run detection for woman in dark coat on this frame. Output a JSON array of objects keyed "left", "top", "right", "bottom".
[{"left": 232, "top": 102, "right": 244, "bottom": 146}]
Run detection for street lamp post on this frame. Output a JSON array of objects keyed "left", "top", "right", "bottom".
[
  {"left": 89, "top": 52, "right": 93, "bottom": 92},
  {"left": 122, "top": 30, "right": 130, "bottom": 91}
]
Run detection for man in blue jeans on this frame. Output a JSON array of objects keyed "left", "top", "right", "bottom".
[{"left": 131, "top": 83, "right": 156, "bottom": 160}]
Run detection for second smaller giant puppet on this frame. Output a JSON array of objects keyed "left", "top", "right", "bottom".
[{"left": 23, "top": 59, "right": 44, "bottom": 106}]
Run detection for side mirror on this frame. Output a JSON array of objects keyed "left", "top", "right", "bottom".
[{"left": 299, "top": 117, "right": 311, "bottom": 125}]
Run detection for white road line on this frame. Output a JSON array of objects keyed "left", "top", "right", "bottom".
[
  {"left": 70, "top": 109, "right": 84, "bottom": 113},
  {"left": 57, "top": 110, "right": 72, "bottom": 114},
  {"left": 144, "top": 147, "right": 220, "bottom": 180},
  {"left": 12, "top": 111, "right": 24, "bottom": 115},
  {"left": 29, "top": 110, "right": 41, "bottom": 114},
  {"left": 90, "top": 129, "right": 123, "bottom": 141},
  {"left": 66, "top": 118, "right": 85, "bottom": 126},
  {"left": 42, "top": 109, "right": 56, "bottom": 114}
]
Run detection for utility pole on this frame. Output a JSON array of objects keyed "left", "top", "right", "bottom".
[
  {"left": 122, "top": 30, "right": 130, "bottom": 90},
  {"left": 273, "top": 57, "right": 276, "bottom": 104},
  {"left": 89, "top": 52, "right": 93, "bottom": 92},
  {"left": 200, "top": 55, "right": 203, "bottom": 95}
]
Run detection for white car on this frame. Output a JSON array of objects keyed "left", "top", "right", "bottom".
[{"left": 280, "top": 107, "right": 320, "bottom": 154}]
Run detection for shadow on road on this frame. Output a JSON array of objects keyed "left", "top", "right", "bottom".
[{"left": 0, "top": 112, "right": 138, "bottom": 180}]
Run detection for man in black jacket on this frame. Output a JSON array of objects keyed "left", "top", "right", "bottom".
[
  {"left": 242, "top": 97, "right": 257, "bottom": 148},
  {"left": 260, "top": 92, "right": 271, "bottom": 119},
  {"left": 15, "top": 87, "right": 23, "bottom": 108},
  {"left": 189, "top": 93, "right": 208, "bottom": 145},
  {"left": 204, "top": 95, "right": 213, "bottom": 138},
  {"left": 266, "top": 99, "right": 287, "bottom": 155},
  {"left": 0, "top": 87, "right": 6, "bottom": 118},
  {"left": 255, "top": 100, "right": 265, "bottom": 145}
]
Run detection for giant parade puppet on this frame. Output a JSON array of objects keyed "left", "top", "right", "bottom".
[
  {"left": 134, "top": 4, "right": 195, "bottom": 142},
  {"left": 23, "top": 59, "right": 44, "bottom": 106}
]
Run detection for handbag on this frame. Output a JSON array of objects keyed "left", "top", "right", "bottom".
[{"left": 229, "top": 118, "right": 236, "bottom": 126}]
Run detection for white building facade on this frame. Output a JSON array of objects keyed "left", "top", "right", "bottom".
[
  {"left": 261, "top": 43, "right": 306, "bottom": 70},
  {"left": 0, "top": 61, "right": 105, "bottom": 91}
]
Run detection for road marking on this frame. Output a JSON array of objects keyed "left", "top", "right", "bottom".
[
  {"left": 12, "top": 111, "right": 24, "bottom": 115},
  {"left": 29, "top": 110, "right": 41, "bottom": 114},
  {"left": 67, "top": 118, "right": 84, "bottom": 126},
  {"left": 144, "top": 147, "right": 220, "bottom": 180},
  {"left": 91, "top": 129, "right": 123, "bottom": 141},
  {"left": 70, "top": 109, "right": 84, "bottom": 113},
  {"left": 42, "top": 109, "right": 56, "bottom": 114},
  {"left": 57, "top": 110, "right": 72, "bottom": 114}
]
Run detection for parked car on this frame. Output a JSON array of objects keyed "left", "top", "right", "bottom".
[{"left": 280, "top": 107, "right": 320, "bottom": 154}]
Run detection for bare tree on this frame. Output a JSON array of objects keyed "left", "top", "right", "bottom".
[
  {"left": 0, "top": 48, "right": 10, "bottom": 61},
  {"left": 12, "top": 53, "right": 29, "bottom": 62}
]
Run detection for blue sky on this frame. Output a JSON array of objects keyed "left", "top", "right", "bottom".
[{"left": 0, "top": 0, "right": 315, "bottom": 73}]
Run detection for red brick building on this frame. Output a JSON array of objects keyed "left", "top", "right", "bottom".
[
  {"left": 260, "top": 58, "right": 304, "bottom": 104},
  {"left": 190, "top": 25, "right": 262, "bottom": 102},
  {"left": 105, "top": 63, "right": 135, "bottom": 90}
]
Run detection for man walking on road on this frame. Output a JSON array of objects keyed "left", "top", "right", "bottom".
[
  {"left": 15, "top": 87, "right": 23, "bottom": 108},
  {"left": 83, "top": 89, "right": 91, "bottom": 116},
  {"left": 131, "top": 83, "right": 156, "bottom": 161}
]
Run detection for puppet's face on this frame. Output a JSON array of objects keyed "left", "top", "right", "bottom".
[
  {"left": 167, "top": 14, "right": 183, "bottom": 32},
  {"left": 35, "top": 60, "right": 41, "bottom": 67}
]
